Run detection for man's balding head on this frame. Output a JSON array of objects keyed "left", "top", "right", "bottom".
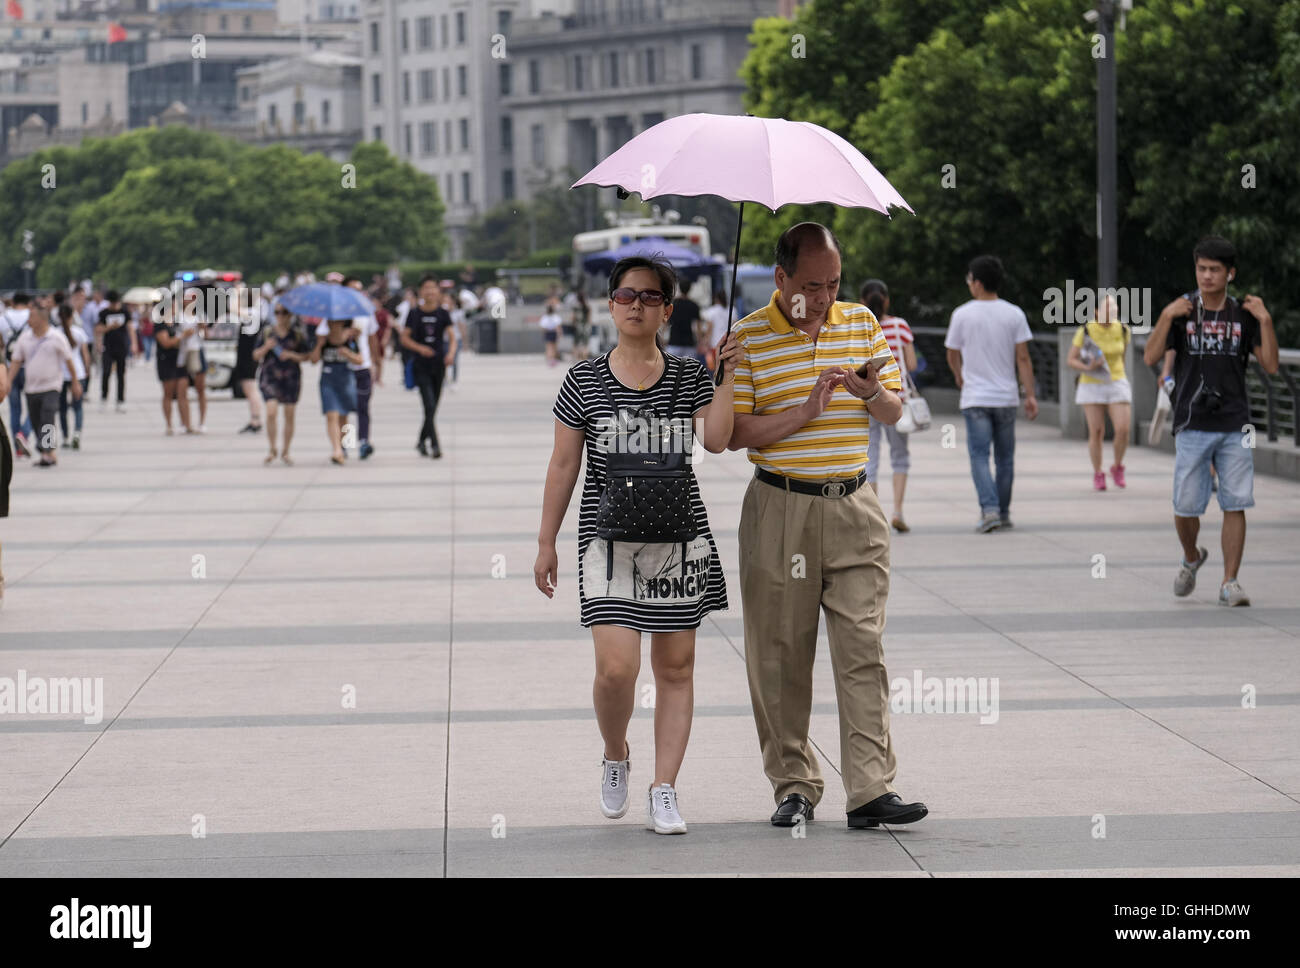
[{"left": 774, "top": 222, "right": 842, "bottom": 328}]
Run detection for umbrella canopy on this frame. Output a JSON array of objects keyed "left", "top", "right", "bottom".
[
  {"left": 572, "top": 113, "right": 913, "bottom": 382},
  {"left": 572, "top": 113, "right": 913, "bottom": 215},
  {"left": 277, "top": 282, "right": 371, "bottom": 320},
  {"left": 583, "top": 236, "right": 714, "bottom": 278},
  {"left": 121, "top": 286, "right": 162, "bottom": 304}
]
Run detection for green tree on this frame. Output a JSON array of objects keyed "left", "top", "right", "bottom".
[{"left": 740, "top": 0, "right": 1300, "bottom": 340}]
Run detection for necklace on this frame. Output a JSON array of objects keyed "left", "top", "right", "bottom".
[{"left": 615, "top": 348, "right": 660, "bottom": 390}]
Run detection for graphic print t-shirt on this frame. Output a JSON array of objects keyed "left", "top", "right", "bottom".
[
  {"left": 1167, "top": 296, "right": 1261, "bottom": 435},
  {"left": 405, "top": 306, "right": 452, "bottom": 364},
  {"left": 99, "top": 307, "right": 131, "bottom": 353}
]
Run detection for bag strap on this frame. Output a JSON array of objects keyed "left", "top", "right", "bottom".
[{"left": 594, "top": 348, "right": 684, "bottom": 417}]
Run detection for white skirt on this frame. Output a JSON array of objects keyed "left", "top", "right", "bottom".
[{"left": 1076, "top": 376, "right": 1132, "bottom": 405}]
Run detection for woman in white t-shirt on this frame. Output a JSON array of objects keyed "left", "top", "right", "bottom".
[
  {"left": 178, "top": 291, "right": 209, "bottom": 433},
  {"left": 861, "top": 280, "right": 917, "bottom": 533},
  {"left": 539, "top": 298, "right": 563, "bottom": 367},
  {"left": 56, "top": 305, "right": 92, "bottom": 449}
]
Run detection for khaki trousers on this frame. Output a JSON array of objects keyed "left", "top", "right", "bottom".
[{"left": 738, "top": 473, "right": 897, "bottom": 812}]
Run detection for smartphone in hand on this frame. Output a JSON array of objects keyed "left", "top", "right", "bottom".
[{"left": 856, "top": 353, "right": 896, "bottom": 378}]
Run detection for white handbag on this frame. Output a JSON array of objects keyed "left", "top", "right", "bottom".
[{"left": 894, "top": 370, "right": 931, "bottom": 434}]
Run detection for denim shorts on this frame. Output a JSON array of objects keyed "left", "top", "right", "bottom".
[
  {"left": 1173, "top": 429, "right": 1255, "bottom": 516},
  {"left": 319, "top": 364, "right": 357, "bottom": 415}
]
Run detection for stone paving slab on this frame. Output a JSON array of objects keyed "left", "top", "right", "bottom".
[{"left": 0, "top": 354, "right": 1297, "bottom": 877}]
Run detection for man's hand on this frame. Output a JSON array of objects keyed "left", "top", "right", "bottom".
[
  {"left": 71, "top": 379, "right": 83, "bottom": 401},
  {"left": 444, "top": 352, "right": 455, "bottom": 367},
  {"left": 421, "top": 345, "right": 436, "bottom": 359},
  {"left": 840, "top": 364, "right": 881, "bottom": 400},
  {"left": 1024, "top": 396, "right": 1039, "bottom": 420},
  {"left": 1163, "top": 295, "right": 1193, "bottom": 319},
  {"left": 1241, "top": 294, "right": 1270, "bottom": 322},
  {"left": 802, "top": 368, "right": 846, "bottom": 419}
]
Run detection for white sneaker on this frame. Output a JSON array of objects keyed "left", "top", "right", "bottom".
[
  {"left": 600, "top": 744, "right": 630, "bottom": 819},
  {"left": 198, "top": 424, "right": 208, "bottom": 434},
  {"left": 645, "top": 783, "right": 687, "bottom": 835},
  {"left": 115, "top": 403, "right": 126, "bottom": 413},
  {"left": 1218, "top": 580, "right": 1251, "bottom": 607}
]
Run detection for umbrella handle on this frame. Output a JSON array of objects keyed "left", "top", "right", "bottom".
[{"left": 716, "top": 200, "right": 745, "bottom": 387}]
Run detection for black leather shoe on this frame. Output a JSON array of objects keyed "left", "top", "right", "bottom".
[
  {"left": 770, "top": 793, "right": 815, "bottom": 827},
  {"left": 847, "top": 793, "right": 928, "bottom": 828}
]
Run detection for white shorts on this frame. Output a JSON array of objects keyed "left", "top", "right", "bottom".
[{"left": 1075, "top": 377, "right": 1131, "bottom": 406}]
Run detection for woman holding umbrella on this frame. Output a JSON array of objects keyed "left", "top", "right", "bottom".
[
  {"left": 534, "top": 255, "right": 742, "bottom": 835},
  {"left": 312, "top": 319, "right": 362, "bottom": 465}
]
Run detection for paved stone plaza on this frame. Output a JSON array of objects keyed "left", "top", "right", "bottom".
[{"left": 1, "top": 354, "right": 1297, "bottom": 877}]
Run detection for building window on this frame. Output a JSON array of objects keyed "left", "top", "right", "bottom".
[
  {"left": 322, "top": 100, "right": 331, "bottom": 126},
  {"left": 400, "top": 19, "right": 409, "bottom": 52},
  {"left": 455, "top": 11, "right": 466, "bottom": 44},
  {"left": 497, "top": 10, "right": 512, "bottom": 35},
  {"left": 502, "top": 169, "right": 515, "bottom": 200},
  {"left": 690, "top": 43, "right": 702, "bottom": 80},
  {"left": 418, "top": 69, "right": 432, "bottom": 101},
  {"left": 500, "top": 116, "right": 513, "bottom": 153},
  {"left": 457, "top": 65, "right": 467, "bottom": 97},
  {"left": 404, "top": 123, "right": 412, "bottom": 156},
  {"left": 240, "top": 85, "right": 250, "bottom": 102},
  {"left": 446, "top": 172, "right": 453, "bottom": 202},
  {"left": 530, "top": 123, "right": 544, "bottom": 166},
  {"left": 444, "top": 120, "right": 452, "bottom": 153},
  {"left": 294, "top": 100, "right": 305, "bottom": 126},
  {"left": 373, "top": 124, "right": 382, "bottom": 142},
  {"left": 461, "top": 171, "right": 471, "bottom": 203},
  {"left": 573, "top": 55, "right": 584, "bottom": 91},
  {"left": 369, "top": 22, "right": 379, "bottom": 54},
  {"left": 81, "top": 102, "right": 88, "bottom": 125},
  {"left": 498, "top": 63, "right": 512, "bottom": 96},
  {"left": 607, "top": 52, "right": 619, "bottom": 87},
  {"left": 417, "top": 16, "right": 432, "bottom": 49},
  {"left": 371, "top": 73, "right": 381, "bottom": 105},
  {"left": 242, "top": 15, "right": 251, "bottom": 30},
  {"left": 403, "top": 72, "right": 411, "bottom": 104},
  {"left": 219, "top": 14, "right": 228, "bottom": 30},
  {"left": 268, "top": 104, "right": 277, "bottom": 126},
  {"left": 459, "top": 117, "right": 469, "bottom": 151},
  {"left": 442, "top": 67, "right": 451, "bottom": 100},
  {"left": 420, "top": 121, "right": 434, "bottom": 154},
  {"left": 440, "top": 14, "right": 448, "bottom": 47},
  {"left": 528, "top": 59, "right": 540, "bottom": 94},
  {"left": 645, "top": 48, "right": 656, "bottom": 84}
]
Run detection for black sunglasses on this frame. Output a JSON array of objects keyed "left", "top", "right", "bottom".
[{"left": 610, "top": 287, "right": 667, "bottom": 307}]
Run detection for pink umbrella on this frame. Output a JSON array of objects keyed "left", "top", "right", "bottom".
[{"left": 572, "top": 113, "right": 913, "bottom": 381}]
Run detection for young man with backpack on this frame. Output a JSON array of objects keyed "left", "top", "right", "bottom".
[
  {"left": 1142, "top": 236, "right": 1279, "bottom": 606},
  {"left": 1, "top": 293, "right": 35, "bottom": 457}
]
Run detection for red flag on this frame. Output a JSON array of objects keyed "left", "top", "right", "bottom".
[
  {"left": 6, "top": 1, "right": 25, "bottom": 20},
  {"left": 107, "top": 22, "right": 127, "bottom": 43}
]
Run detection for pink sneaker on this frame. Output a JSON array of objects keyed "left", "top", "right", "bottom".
[
  {"left": 1110, "top": 464, "right": 1126, "bottom": 488},
  {"left": 1093, "top": 471, "right": 1107, "bottom": 491}
]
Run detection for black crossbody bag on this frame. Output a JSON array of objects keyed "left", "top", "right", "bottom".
[{"left": 592, "top": 352, "right": 699, "bottom": 581}]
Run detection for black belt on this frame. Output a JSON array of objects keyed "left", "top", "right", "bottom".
[{"left": 755, "top": 467, "right": 867, "bottom": 498}]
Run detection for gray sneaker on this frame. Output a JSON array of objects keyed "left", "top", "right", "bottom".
[
  {"left": 600, "top": 744, "right": 630, "bottom": 819},
  {"left": 976, "top": 512, "right": 1002, "bottom": 533},
  {"left": 645, "top": 783, "right": 687, "bottom": 834},
  {"left": 1218, "top": 580, "right": 1251, "bottom": 607},
  {"left": 1174, "top": 547, "right": 1209, "bottom": 597}
]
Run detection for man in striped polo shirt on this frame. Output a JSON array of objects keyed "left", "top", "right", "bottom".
[{"left": 728, "top": 222, "right": 929, "bottom": 829}]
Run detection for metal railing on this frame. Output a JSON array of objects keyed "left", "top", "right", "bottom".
[{"left": 910, "top": 325, "right": 1060, "bottom": 404}]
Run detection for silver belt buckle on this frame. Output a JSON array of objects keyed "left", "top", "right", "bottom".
[{"left": 821, "top": 480, "right": 847, "bottom": 498}]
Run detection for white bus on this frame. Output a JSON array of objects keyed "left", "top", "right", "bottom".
[{"left": 572, "top": 219, "right": 712, "bottom": 263}]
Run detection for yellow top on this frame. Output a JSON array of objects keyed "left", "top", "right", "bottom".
[
  {"left": 1072, "top": 320, "right": 1128, "bottom": 384},
  {"left": 731, "top": 289, "right": 904, "bottom": 480}
]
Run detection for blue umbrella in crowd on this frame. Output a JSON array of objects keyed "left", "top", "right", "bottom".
[{"left": 277, "top": 282, "right": 372, "bottom": 319}]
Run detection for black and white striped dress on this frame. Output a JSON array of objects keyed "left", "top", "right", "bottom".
[{"left": 553, "top": 352, "right": 729, "bottom": 631}]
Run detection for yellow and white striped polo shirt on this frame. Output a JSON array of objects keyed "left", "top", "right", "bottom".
[{"left": 731, "top": 289, "right": 903, "bottom": 480}]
